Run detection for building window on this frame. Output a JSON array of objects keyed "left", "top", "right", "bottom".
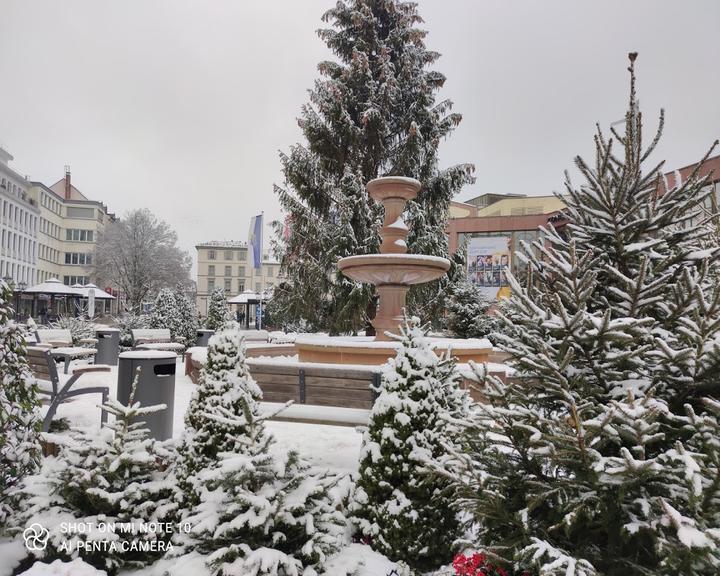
[
  {"left": 224, "top": 250, "right": 233, "bottom": 260},
  {"left": 255, "top": 282, "right": 261, "bottom": 293},
  {"left": 64, "top": 252, "right": 92, "bottom": 265},
  {"left": 224, "top": 278, "right": 232, "bottom": 291},
  {"left": 238, "top": 280, "right": 244, "bottom": 292},
  {"left": 63, "top": 275, "right": 89, "bottom": 286},
  {"left": 208, "top": 278, "right": 215, "bottom": 291},
  {"left": 208, "top": 265, "right": 215, "bottom": 276},
  {"left": 267, "top": 266, "right": 273, "bottom": 277},
  {"left": 65, "top": 229, "right": 94, "bottom": 242},
  {"left": 208, "top": 250, "right": 216, "bottom": 260},
  {"left": 224, "top": 265, "right": 231, "bottom": 276}
]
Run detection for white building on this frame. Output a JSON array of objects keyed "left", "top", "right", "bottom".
[
  {"left": 0, "top": 146, "right": 39, "bottom": 286},
  {"left": 195, "top": 240, "right": 282, "bottom": 315}
]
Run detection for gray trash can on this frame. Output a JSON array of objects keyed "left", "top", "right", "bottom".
[
  {"left": 196, "top": 329, "right": 215, "bottom": 347},
  {"left": 95, "top": 328, "right": 121, "bottom": 366},
  {"left": 117, "top": 351, "right": 177, "bottom": 440}
]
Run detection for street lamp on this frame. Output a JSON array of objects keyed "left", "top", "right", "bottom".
[{"left": 17, "top": 281, "right": 27, "bottom": 319}]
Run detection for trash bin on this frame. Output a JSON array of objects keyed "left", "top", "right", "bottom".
[
  {"left": 196, "top": 329, "right": 215, "bottom": 347},
  {"left": 95, "top": 328, "right": 121, "bottom": 366},
  {"left": 117, "top": 351, "right": 177, "bottom": 440}
]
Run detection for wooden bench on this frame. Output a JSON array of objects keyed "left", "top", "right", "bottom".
[
  {"left": 131, "top": 328, "right": 186, "bottom": 356},
  {"left": 247, "top": 360, "right": 380, "bottom": 411},
  {"left": 36, "top": 329, "right": 98, "bottom": 374},
  {"left": 26, "top": 346, "right": 111, "bottom": 432}
]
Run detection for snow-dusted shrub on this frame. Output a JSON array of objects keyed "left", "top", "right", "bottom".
[
  {"left": 444, "top": 55, "right": 720, "bottom": 575},
  {"left": 48, "top": 316, "right": 95, "bottom": 346},
  {"left": 11, "top": 371, "right": 175, "bottom": 574},
  {"left": 173, "top": 325, "right": 345, "bottom": 575},
  {"left": 351, "top": 318, "right": 469, "bottom": 572},
  {"left": 112, "top": 312, "right": 150, "bottom": 348},
  {"left": 173, "top": 284, "right": 199, "bottom": 344},
  {"left": 204, "top": 287, "right": 229, "bottom": 331},
  {"left": 150, "top": 288, "right": 180, "bottom": 339},
  {"left": 445, "top": 279, "right": 500, "bottom": 340},
  {"left": 0, "top": 280, "right": 40, "bottom": 527}
]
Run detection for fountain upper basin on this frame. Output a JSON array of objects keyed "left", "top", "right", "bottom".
[{"left": 338, "top": 253, "right": 450, "bottom": 285}]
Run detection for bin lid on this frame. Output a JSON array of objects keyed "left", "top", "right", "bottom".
[{"left": 119, "top": 351, "right": 177, "bottom": 360}]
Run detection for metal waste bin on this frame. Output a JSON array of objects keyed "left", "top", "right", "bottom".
[
  {"left": 117, "top": 351, "right": 177, "bottom": 440},
  {"left": 196, "top": 329, "right": 215, "bottom": 347},
  {"left": 95, "top": 327, "right": 120, "bottom": 366}
]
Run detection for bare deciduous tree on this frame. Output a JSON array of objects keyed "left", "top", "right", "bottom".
[{"left": 94, "top": 208, "right": 192, "bottom": 311}]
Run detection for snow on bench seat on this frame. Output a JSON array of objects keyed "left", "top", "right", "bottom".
[{"left": 260, "top": 402, "right": 369, "bottom": 427}]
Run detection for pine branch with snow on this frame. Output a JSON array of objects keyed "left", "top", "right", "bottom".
[{"left": 0, "top": 280, "right": 41, "bottom": 528}]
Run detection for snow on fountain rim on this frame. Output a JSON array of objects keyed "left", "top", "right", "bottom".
[
  {"left": 294, "top": 334, "right": 492, "bottom": 350},
  {"left": 338, "top": 253, "right": 450, "bottom": 264}
]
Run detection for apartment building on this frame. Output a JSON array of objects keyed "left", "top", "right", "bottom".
[
  {"left": 29, "top": 168, "right": 115, "bottom": 286},
  {"left": 195, "top": 240, "right": 281, "bottom": 314},
  {"left": 0, "top": 146, "right": 40, "bottom": 286}
]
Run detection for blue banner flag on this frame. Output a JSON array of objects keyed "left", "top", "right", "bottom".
[{"left": 248, "top": 213, "right": 263, "bottom": 269}]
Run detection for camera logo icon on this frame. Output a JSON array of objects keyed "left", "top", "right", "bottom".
[{"left": 23, "top": 523, "right": 49, "bottom": 551}]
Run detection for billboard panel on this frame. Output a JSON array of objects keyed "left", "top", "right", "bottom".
[{"left": 467, "top": 236, "right": 510, "bottom": 299}]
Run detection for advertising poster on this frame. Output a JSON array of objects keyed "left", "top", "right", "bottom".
[{"left": 467, "top": 236, "right": 511, "bottom": 299}]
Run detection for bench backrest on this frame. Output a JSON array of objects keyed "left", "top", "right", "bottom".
[
  {"left": 36, "top": 329, "right": 73, "bottom": 346},
  {"left": 26, "top": 345, "right": 59, "bottom": 393},
  {"left": 131, "top": 328, "right": 172, "bottom": 344}
]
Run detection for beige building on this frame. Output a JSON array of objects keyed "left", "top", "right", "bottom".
[
  {"left": 0, "top": 146, "right": 40, "bottom": 286},
  {"left": 29, "top": 168, "right": 115, "bottom": 286},
  {"left": 195, "top": 240, "right": 282, "bottom": 315}
]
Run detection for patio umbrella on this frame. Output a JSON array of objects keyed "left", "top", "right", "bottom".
[
  {"left": 24, "top": 278, "right": 84, "bottom": 296},
  {"left": 24, "top": 278, "right": 84, "bottom": 320}
]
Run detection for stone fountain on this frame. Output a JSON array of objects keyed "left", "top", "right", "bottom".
[{"left": 295, "top": 176, "right": 491, "bottom": 365}]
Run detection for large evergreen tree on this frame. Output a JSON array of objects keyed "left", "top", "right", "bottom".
[
  {"left": 0, "top": 280, "right": 40, "bottom": 527},
  {"left": 352, "top": 318, "right": 469, "bottom": 571},
  {"left": 273, "top": 0, "right": 475, "bottom": 334},
  {"left": 444, "top": 54, "right": 720, "bottom": 575}
]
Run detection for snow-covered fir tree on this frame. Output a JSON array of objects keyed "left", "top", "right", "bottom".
[
  {"left": 173, "top": 283, "right": 199, "bottom": 345},
  {"left": 444, "top": 54, "right": 720, "bottom": 576},
  {"left": 149, "top": 288, "right": 180, "bottom": 339},
  {"left": 0, "top": 280, "right": 40, "bottom": 527},
  {"left": 352, "top": 317, "right": 469, "bottom": 572},
  {"left": 445, "top": 278, "right": 500, "bottom": 340},
  {"left": 205, "top": 286, "right": 230, "bottom": 331},
  {"left": 12, "top": 370, "right": 175, "bottom": 574},
  {"left": 272, "top": 0, "right": 475, "bottom": 333},
  {"left": 174, "top": 326, "right": 345, "bottom": 576}
]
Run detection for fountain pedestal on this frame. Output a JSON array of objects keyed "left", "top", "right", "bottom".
[{"left": 294, "top": 176, "right": 493, "bottom": 365}]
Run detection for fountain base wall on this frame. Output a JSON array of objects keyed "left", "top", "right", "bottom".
[{"left": 295, "top": 335, "right": 492, "bottom": 366}]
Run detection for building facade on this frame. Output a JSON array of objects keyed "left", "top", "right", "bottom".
[
  {"left": 447, "top": 154, "right": 720, "bottom": 274},
  {"left": 29, "top": 169, "right": 115, "bottom": 286},
  {"left": 0, "top": 146, "right": 40, "bottom": 286},
  {"left": 195, "top": 241, "right": 282, "bottom": 314}
]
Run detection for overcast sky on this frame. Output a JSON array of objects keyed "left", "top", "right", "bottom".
[{"left": 1, "top": 0, "right": 719, "bottom": 263}]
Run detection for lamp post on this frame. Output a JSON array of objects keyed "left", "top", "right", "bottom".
[{"left": 17, "top": 281, "right": 27, "bottom": 320}]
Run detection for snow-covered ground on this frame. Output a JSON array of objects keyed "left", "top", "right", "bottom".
[
  {"left": 46, "top": 357, "right": 364, "bottom": 476},
  {"left": 5, "top": 355, "right": 468, "bottom": 576}
]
